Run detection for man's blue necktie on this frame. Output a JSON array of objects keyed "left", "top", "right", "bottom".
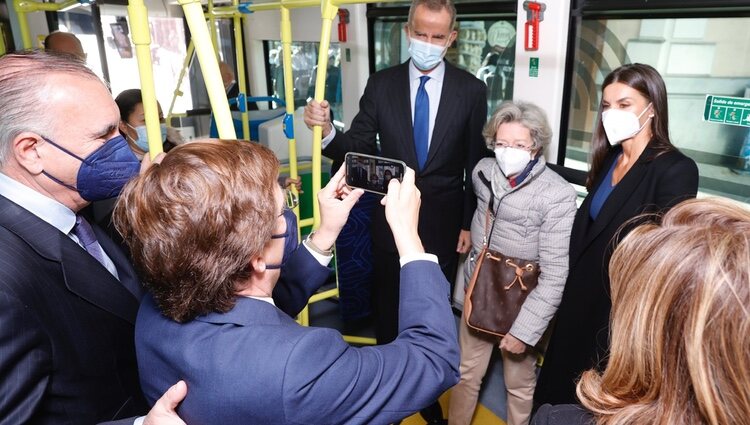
[
  {"left": 72, "top": 214, "right": 107, "bottom": 268},
  {"left": 413, "top": 75, "right": 430, "bottom": 170}
]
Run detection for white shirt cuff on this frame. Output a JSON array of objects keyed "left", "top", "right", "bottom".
[
  {"left": 302, "top": 240, "right": 333, "bottom": 266},
  {"left": 399, "top": 253, "right": 438, "bottom": 267},
  {"left": 134, "top": 416, "right": 145, "bottom": 425},
  {"left": 320, "top": 124, "right": 336, "bottom": 149}
]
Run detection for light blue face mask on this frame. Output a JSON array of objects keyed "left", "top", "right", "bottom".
[
  {"left": 128, "top": 123, "right": 167, "bottom": 152},
  {"left": 408, "top": 37, "right": 448, "bottom": 71}
]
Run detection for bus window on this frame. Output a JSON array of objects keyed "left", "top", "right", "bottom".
[
  {"left": 564, "top": 17, "right": 750, "bottom": 204},
  {"left": 57, "top": 9, "right": 193, "bottom": 114},
  {"left": 372, "top": 17, "right": 516, "bottom": 114},
  {"left": 265, "top": 40, "right": 343, "bottom": 123}
]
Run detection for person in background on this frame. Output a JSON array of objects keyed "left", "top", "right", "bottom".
[
  {"left": 448, "top": 101, "right": 576, "bottom": 425},
  {"left": 44, "top": 31, "right": 86, "bottom": 61},
  {"left": 534, "top": 63, "right": 699, "bottom": 406},
  {"left": 532, "top": 198, "right": 750, "bottom": 425},
  {"left": 0, "top": 50, "right": 183, "bottom": 425},
  {"left": 305, "top": 0, "right": 485, "bottom": 371},
  {"left": 115, "top": 89, "right": 181, "bottom": 157},
  {"left": 117, "top": 140, "right": 460, "bottom": 425},
  {"left": 305, "top": 3, "right": 487, "bottom": 420}
]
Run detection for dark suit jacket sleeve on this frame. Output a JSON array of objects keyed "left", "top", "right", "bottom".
[
  {"left": 462, "top": 80, "right": 489, "bottom": 230},
  {"left": 98, "top": 418, "right": 138, "bottom": 425},
  {"left": 0, "top": 287, "right": 50, "bottom": 424},
  {"left": 273, "top": 246, "right": 332, "bottom": 317},
  {"left": 280, "top": 260, "right": 459, "bottom": 424},
  {"left": 531, "top": 404, "right": 595, "bottom": 425},
  {"left": 654, "top": 154, "right": 699, "bottom": 209},
  {"left": 322, "top": 75, "right": 380, "bottom": 164}
]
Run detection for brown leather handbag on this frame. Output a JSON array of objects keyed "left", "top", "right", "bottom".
[{"left": 464, "top": 172, "right": 541, "bottom": 337}]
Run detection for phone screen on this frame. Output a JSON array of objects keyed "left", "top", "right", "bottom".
[{"left": 345, "top": 153, "right": 406, "bottom": 195}]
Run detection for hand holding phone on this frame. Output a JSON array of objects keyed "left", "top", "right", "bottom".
[{"left": 345, "top": 152, "right": 406, "bottom": 195}]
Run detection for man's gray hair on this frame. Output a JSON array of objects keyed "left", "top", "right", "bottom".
[
  {"left": 482, "top": 100, "right": 552, "bottom": 152},
  {"left": 0, "top": 50, "right": 100, "bottom": 167},
  {"left": 407, "top": 0, "right": 457, "bottom": 32}
]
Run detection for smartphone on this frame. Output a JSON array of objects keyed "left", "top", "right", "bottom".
[{"left": 345, "top": 152, "right": 406, "bottom": 195}]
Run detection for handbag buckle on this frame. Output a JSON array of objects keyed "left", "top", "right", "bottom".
[{"left": 504, "top": 259, "right": 534, "bottom": 291}]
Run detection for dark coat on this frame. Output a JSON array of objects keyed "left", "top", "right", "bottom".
[
  {"left": 534, "top": 146, "right": 698, "bottom": 405},
  {"left": 323, "top": 60, "right": 488, "bottom": 260},
  {"left": 0, "top": 194, "right": 147, "bottom": 425}
]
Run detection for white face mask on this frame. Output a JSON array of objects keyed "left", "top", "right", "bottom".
[
  {"left": 494, "top": 147, "right": 532, "bottom": 177},
  {"left": 601, "top": 103, "right": 653, "bottom": 145},
  {"left": 408, "top": 37, "right": 448, "bottom": 71}
]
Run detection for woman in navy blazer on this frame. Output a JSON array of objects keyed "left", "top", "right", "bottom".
[
  {"left": 534, "top": 63, "right": 699, "bottom": 406},
  {"left": 116, "top": 141, "right": 460, "bottom": 425}
]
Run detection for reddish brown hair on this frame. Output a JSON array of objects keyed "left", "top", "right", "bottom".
[{"left": 114, "top": 140, "right": 280, "bottom": 322}]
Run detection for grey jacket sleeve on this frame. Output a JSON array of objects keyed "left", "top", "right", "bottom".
[{"left": 509, "top": 182, "right": 577, "bottom": 346}]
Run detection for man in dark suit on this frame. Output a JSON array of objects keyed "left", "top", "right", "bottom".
[
  {"left": 0, "top": 51, "right": 184, "bottom": 425},
  {"left": 304, "top": 0, "right": 487, "bottom": 347}
]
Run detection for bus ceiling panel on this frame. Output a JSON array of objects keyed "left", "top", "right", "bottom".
[{"left": 574, "top": 0, "right": 750, "bottom": 17}]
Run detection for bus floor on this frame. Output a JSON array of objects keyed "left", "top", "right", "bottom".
[{"left": 308, "top": 297, "right": 508, "bottom": 424}]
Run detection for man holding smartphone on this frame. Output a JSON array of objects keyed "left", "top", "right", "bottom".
[{"left": 305, "top": 0, "right": 486, "bottom": 350}]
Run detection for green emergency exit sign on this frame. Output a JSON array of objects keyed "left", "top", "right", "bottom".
[
  {"left": 703, "top": 95, "right": 750, "bottom": 128},
  {"left": 529, "top": 57, "right": 539, "bottom": 77}
]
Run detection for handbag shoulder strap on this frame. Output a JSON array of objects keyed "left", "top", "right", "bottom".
[{"left": 477, "top": 171, "right": 501, "bottom": 248}]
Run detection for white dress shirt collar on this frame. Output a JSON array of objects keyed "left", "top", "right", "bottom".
[
  {"left": 0, "top": 171, "right": 76, "bottom": 234},
  {"left": 409, "top": 59, "right": 446, "bottom": 84},
  {"left": 245, "top": 295, "right": 276, "bottom": 306}
]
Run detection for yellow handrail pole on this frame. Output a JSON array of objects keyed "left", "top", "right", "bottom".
[
  {"left": 310, "top": 0, "right": 338, "bottom": 230},
  {"left": 18, "top": 0, "right": 78, "bottom": 12},
  {"left": 232, "top": 1, "right": 250, "bottom": 140},
  {"left": 207, "top": 0, "right": 218, "bottom": 56},
  {"left": 13, "top": 0, "right": 33, "bottom": 48},
  {"left": 279, "top": 3, "right": 309, "bottom": 326},
  {"left": 178, "top": 0, "right": 236, "bottom": 139},
  {"left": 127, "top": 0, "right": 163, "bottom": 158},
  {"left": 166, "top": 39, "right": 195, "bottom": 126},
  {"left": 213, "top": 0, "right": 318, "bottom": 13},
  {"left": 0, "top": 22, "right": 7, "bottom": 56},
  {"left": 280, "top": 5, "right": 301, "bottom": 238},
  {"left": 12, "top": 0, "right": 88, "bottom": 49}
]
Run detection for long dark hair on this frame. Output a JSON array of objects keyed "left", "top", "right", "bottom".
[
  {"left": 114, "top": 88, "right": 142, "bottom": 123},
  {"left": 587, "top": 63, "right": 676, "bottom": 190}
]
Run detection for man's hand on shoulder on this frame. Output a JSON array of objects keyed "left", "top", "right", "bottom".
[{"left": 143, "top": 381, "right": 187, "bottom": 425}]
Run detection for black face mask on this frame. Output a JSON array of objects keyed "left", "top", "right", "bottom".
[{"left": 265, "top": 208, "right": 299, "bottom": 270}]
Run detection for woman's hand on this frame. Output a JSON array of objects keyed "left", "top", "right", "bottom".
[
  {"left": 315, "top": 166, "right": 364, "bottom": 250},
  {"left": 499, "top": 334, "right": 527, "bottom": 354}
]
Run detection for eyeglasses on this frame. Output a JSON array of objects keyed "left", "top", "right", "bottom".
[
  {"left": 284, "top": 188, "right": 299, "bottom": 210},
  {"left": 494, "top": 141, "right": 533, "bottom": 151}
]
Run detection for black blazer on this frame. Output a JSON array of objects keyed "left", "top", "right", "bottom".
[
  {"left": 0, "top": 194, "right": 147, "bottom": 424},
  {"left": 535, "top": 146, "right": 698, "bottom": 405},
  {"left": 323, "top": 60, "right": 488, "bottom": 258}
]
